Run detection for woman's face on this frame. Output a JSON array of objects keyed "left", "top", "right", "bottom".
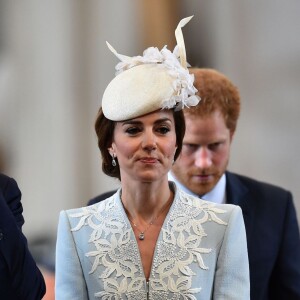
[{"left": 109, "top": 110, "right": 177, "bottom": 183}]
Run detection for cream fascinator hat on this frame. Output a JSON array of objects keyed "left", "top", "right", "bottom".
[{"left": 102, "top": 16, "right": 200, "bottom": 121}]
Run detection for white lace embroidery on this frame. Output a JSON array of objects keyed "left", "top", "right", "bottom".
[{"left": 70, "top": 189, "right": 227, "bottom": 299}]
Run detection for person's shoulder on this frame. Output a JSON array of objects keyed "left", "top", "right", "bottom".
[
  {"left": 63, "top": 195, "right": 116, "bottom": 217},
  {"left": 227, "top": 171, "right": 295, "bottom": 215},
  {"left": 0, "top": 173, "right": 18, "bottom": 191},
  {"left": 0, "top": 172, "right": 9, "bottom": 183},
  {"left": 88, "top": 190, "right": 117, "bottom": 206},
  {"left": 191, "top": 197, "right": 244, "bottom": 234},
  {"left": 228, "top": 171, "right": 292, "bottom": 196},
  {"left": 58, "top": 196, "right": 118, "bottom": 234},
  {"left": 201, "top": 199, "right": 242, "bottom": 218},
  {"left": 178, "top": 188, "right": 241, "bottom": 216},
  {"left": 0, "top": 173, "right": 23, "bottom": 226}
]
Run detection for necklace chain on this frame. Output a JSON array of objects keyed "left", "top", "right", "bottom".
[{"left": 125, "top": 196, "right": 173, "bottom": 241}]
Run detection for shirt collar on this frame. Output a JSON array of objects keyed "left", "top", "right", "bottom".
[{"left": 168, "top": 172, "right": 226, "bottom": 204}]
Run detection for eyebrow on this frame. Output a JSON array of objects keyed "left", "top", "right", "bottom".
[{"left": 121, "top": 117, "right": 172, "bottom": 126}]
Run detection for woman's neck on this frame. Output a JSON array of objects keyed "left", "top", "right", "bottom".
[{"left": 120, "top": 179, "right": 173, "bottom": 222}]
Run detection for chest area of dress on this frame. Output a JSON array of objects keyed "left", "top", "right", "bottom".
[
  {"left": 78, "top": 224, "right": 219, "bottom": 299},
  {"left": 71, "top": 199, "right": 228, "bottom": 298}
]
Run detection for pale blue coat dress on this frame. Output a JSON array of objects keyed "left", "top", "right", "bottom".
[{"left": 55, "top": 183, "right": 250, "bottom": 299}]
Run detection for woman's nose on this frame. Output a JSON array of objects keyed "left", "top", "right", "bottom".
[{"left": 142, "top": 130, "right": 157, "bottom": 151}]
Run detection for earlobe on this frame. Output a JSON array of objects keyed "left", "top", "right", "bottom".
[
  {"left": 108, "top": 144, "right": 116, "bottom": 157},
  {"left": 108, "top": 146, "right": 117, "bottom": 167},
  {"left": 108, "top": 148, "right": 114, "bottom": 156}
]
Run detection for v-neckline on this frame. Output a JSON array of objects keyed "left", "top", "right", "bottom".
[{"left": 116, "top": 187, "right": 176, "bottom": 282}]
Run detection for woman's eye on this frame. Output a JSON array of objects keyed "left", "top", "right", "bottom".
[
  {"left": 157, "top": 126, "right": 170, "bottom": 134},
  {"left": 125, "top": 127, "right": 140, "bottom": 135}
]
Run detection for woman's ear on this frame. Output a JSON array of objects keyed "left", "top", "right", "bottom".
[
  {"left": 108, "top": 143, "right": 115, "bottom": 157},
  {"left": 108, "top": 148, "right": 114, "bottom": 157}
]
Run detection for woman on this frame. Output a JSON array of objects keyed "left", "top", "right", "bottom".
[{"left": 55, "top": 17, "right": 250, "bottom": 299}]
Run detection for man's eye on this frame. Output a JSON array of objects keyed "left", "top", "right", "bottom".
[
  {"left": 183, "top": 144, "right": 197, "bottom": 152},
  {"left": 209, "top": 143, "right": 221, "bottom": 150},
  {"left": 186, "top": 144, "right": 197, "bottom": 149}
]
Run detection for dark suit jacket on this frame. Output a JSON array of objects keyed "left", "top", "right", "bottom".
[
  {"left": 0, "top": 174, "right": 46, "bottom": 300},
  {"left": 88, "top": 171, "right": 300, "bottom": 300}
]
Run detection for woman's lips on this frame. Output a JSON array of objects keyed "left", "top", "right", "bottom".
[{"left": 139, "top": 157, "right": 158, "bottom": 163}]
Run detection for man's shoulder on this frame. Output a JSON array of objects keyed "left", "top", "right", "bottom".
[
  {"left": 226, "top": 171, "right": 292, "bottom": 208},
  {"left": 227, "top": 171, "right": 290, "bottom": 194},
  {"left": 88, "top": 190, "right": 117, "bottom": 206}
]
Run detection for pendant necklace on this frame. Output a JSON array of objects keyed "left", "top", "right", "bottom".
[{"left": 125, "top": 196, "right": 173, "bottom": 241}]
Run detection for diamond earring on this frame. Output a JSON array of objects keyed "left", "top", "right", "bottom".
[{"left": 112, "top": 154, "right": 117, "bottom": 167}]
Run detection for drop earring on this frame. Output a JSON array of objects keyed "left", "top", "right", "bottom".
[{"left": 112, "top": 154, "right": 117, "bottom": 167}]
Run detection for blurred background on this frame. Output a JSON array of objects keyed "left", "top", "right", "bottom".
[{"left": 1, "top": 1, "right": 300, "bottom": 298}]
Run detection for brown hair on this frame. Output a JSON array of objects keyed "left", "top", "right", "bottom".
[
  {"left": 188, "top": 68, "right": 241, "bottom": 133},
  {"left": 95, "top": 108, "right": 185, "bottom": 180}
]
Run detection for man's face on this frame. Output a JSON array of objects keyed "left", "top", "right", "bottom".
[{"left": 171, "top": 110, "right": 233, "bottom": 196}]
